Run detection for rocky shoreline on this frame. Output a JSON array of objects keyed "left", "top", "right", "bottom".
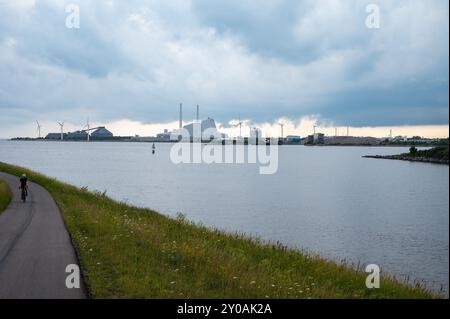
[{"left": 363, "top": 155, "right": 449, "bottom": 165}]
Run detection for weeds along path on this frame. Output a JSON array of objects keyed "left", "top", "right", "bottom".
[{"left": 0, "top": 178, "right": 12, "bottom": 213}]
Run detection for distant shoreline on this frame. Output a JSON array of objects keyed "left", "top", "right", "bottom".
[
  {"left": 4, "top": 138, "right": 449, "bottom": 148},
  {"left": 363, "top": 146, "right": 449, "bottom": 165},
  {"left": 363, "top": 155, "right": 449, "bottom": 165}
]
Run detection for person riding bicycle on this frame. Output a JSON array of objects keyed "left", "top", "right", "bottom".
[{"left": 19, "top": 173, "right": 28, "bottom": 197}]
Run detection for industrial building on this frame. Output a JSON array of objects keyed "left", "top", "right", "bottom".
[
  {"left": 156, "top": 129, "right": 171, "bottom": 141},
  {"left": 45, "top": 133, "right": 67, "bottom": 140},
  {"left": 45, "top": 126, "right": 114, "bottom": 141},
  {"left": 90, "top": 127, "right": 114, "bottom": 139},
  {"left": 286, "top": 135, "right": 301, "bottom": 143},
  {"left": 180, "top": 117, "right": 226, "bottom": 141},
  {"left": 158, "top": 104, "right": 226, "bottom": 142},
  {"left": 66, "top": 131, "right": 88, "bottom": 140},
  {"left": 305, "top": 133, "right": 324, "bottom": 144}
]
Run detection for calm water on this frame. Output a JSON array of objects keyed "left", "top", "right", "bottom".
[{"left": 0, "top": 140, "right": 448, "bottom": 294}]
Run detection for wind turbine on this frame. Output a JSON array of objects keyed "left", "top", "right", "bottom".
[
  {"left": 36, "top": 121, "right": 42, "bottom": 139},
  {"left": 231, "top": 116, "right": 243, "bottom": 138},
  {"left": 237, "top": 116, "right": 243, "bottom": 138},
  {"left": 86, "top": 118, "right": 90, "bottom": 142},
  {"left": 278, "top": 122, "right": 285, "bottom": 139},
  {"left": 57, "top": 121, "right": 65, "bottom": 141},
  {"left": 82, "top": 118, "right": 91, "bottom": 142}
]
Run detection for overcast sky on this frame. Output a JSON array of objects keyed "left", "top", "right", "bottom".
[{"left": 0, "top": 0, "right": 448, "bottom": 138}]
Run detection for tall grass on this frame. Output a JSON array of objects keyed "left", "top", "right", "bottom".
[
  {"left": 0, "top": 177, "right": 12, "bottom": 214},
  {"left": 0, "top": 162, "right": 436, "bottom": 299}
]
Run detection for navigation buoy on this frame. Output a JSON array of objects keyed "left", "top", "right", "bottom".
[{"left": 152, "top": 143, "right": 156, "bottom": 154}]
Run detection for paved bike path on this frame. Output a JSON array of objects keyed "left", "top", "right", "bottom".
[{"left": 0, "top": 172, "right": 86, "bottom": 299}]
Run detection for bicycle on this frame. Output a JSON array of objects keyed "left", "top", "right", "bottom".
[{"left": 20, "top": 186, "right": 28, "bottom": 203}]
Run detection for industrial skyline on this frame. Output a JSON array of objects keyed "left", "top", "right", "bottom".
[{"left": 20, "top": 103, "right": 448, "bottom": 142}]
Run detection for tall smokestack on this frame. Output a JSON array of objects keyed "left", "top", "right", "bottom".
[
  {"left": 179, "top": 103, "right": 183, "bottom": 129},
  {"left": 196, "top": 104, "right": 199, "bottom": 122}
]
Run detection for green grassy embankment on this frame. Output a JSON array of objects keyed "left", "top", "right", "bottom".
[
  {"left": 0, "top": 177, "right": 12, "bottom": 214},
  {"left": 0, "top": 162, "right": 436, "bottom": 299}
]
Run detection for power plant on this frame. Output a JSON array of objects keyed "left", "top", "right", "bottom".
[{"left": 158, "top": 103, "right": 226, "bottom": 142}]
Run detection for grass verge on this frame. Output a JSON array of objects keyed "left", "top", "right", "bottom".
[
  {"left": 0, "top": 177, "right": 12, "bottom": 214},
  {"left": 0, "top": 161, "right": 436, "bottom": 299}
]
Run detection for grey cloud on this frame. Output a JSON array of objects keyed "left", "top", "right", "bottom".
[{"left": 0, "top": 0, "right": 448, "bottom": 137}]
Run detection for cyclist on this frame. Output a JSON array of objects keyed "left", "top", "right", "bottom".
[{"left": 19, "top": 173, "right": 28, "bottom": 199}]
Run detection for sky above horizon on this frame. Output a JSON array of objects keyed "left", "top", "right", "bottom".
[{"left": 0, "top": 0, "right": 449, "bottom": 138}]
